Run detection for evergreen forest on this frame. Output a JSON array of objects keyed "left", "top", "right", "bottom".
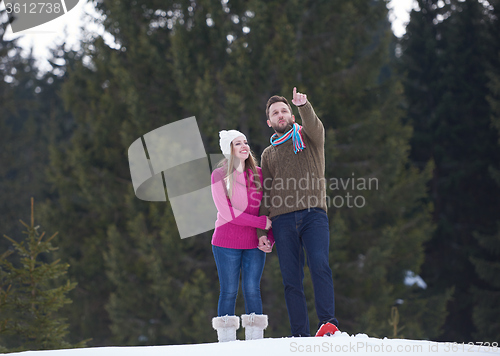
[{"left": 1, "top": 0, "right": 500, "bottom": 350}]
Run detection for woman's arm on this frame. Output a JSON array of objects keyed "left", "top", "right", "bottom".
[{"left": 211, "top": 169, "right": 267, "bottom": 229}]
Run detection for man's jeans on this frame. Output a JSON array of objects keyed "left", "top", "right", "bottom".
[
  {"left": 272, "top": 208, "right": 336, "bottom": 336},
  {"left": 212, "top": 245, "right": 266, "bottom": 316}
]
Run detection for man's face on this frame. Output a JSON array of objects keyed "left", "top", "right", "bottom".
[{"left": 267, "top": 101, "right": 295, "bottom": 135}]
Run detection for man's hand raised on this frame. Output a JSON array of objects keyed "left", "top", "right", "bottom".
[{"left": 292, "top": 87, "right": 307, "bottom": 106}]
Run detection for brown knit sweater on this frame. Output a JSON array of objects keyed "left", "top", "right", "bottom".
[{"left": 257, "top": 100, "right": 327, "bottom": 238}]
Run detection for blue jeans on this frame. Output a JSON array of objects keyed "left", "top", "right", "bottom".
[
  {"left": 212, "top": 246, "right": 266, "bottom": 316},
  {"left": 271, "top": 208, "right": 337, "bottom": 336}
]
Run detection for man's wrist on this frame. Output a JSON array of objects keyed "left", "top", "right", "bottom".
[{"left": 297, "top": 100, "right": 309, "bottom": 108}]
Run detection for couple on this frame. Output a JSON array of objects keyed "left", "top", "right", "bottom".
[{"left": 210, "top": 88, "right": 339, "bottom": 342}]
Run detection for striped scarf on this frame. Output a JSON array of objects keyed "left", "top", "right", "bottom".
[{"left": 270, "top": 123, "right": 306, "bottom": 154}]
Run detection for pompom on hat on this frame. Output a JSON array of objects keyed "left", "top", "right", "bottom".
[{"left": 219, "top": 130, "right": 246, "bottom": 156}]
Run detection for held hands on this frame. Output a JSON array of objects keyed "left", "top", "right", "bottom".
[
  {"left": 292, "top": 87, "right": 307, "bottom": 106},
  {"left": 258, "top": 235, "right": 273, "bottom": 253},
  {"left": 258, "top": 216, "right": 273, "bottom": 253}
]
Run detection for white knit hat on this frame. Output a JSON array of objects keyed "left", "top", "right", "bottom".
[{"left": 219, "top": 130, "right": 246, "bottom": 156}]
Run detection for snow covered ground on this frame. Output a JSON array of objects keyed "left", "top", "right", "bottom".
[{"left": 7, "top": 331, "right": 499, "bottom": 356}]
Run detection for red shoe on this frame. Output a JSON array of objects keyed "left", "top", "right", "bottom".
[{"left": 315, "top": 322, "right": 339, "bottom": 337}]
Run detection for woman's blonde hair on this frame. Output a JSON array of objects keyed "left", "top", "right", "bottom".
[{"left": 217, "top": 142, "right": 262, "bottom": 198}]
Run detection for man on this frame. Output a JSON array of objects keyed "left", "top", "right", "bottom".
[{"left": 257, "top": 87, "right": 339, "bottom": 337}]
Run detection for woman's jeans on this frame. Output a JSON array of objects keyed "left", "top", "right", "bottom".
[
  {"left": 212, "top": 245, "right": 266, "bottom": 316},
  {"left": 271, "top": 208, "right": 337, "bottom": 337}
]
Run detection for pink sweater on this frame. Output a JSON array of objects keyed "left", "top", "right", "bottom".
[{"left": 211, "top": 166, "right": 274, "bottom": 249}]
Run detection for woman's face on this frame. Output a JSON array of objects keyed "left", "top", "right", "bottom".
[{"left": 231, "top": 136, "right": 250, "bottom": 162}]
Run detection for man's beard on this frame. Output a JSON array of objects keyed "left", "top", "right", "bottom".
[{"left": 273, "top": 122, "right": 294, "bottom": 135}]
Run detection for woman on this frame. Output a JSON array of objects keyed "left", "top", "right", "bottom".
[{"left": 210, "top": 130, "right": 273, "bottom": 342}]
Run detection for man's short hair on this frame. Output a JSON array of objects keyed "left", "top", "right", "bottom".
[{"left": 266, "top": 95, "right": 293, "bottom": 119}]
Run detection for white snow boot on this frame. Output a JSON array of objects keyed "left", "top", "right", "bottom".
[
  {"left": 212, "top": 315, "right": 240, "bottom": 342},
  {"left": 241, "top": 313, "right": 268, "bottom": 340}
]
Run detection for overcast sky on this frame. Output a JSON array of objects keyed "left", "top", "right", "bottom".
[{"left": 1, "top": 0, "right": 415, "bottom": 72}]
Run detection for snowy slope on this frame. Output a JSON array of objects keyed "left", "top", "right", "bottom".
[{"left": 7, "top": 332, "right": 499, "bottom": 356}]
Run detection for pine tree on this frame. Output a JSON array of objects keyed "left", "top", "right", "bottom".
[
  {"left": 0, "top": 198, "right": 85, "bottom": 351},
  {"left": 1, "top": 20, "right": 81, "bottom": 340},
  {"left": 470, "top": 0, "right": 500, "bottom": 340},
  {"left": 0, "top": 10, "right": 18, "bottom": 258},
  {"left": 0, "top": 10, "right": 49, "bottom": 252},
  {"left": 400, "top": 0, "right": 500, "bottom": 341}
]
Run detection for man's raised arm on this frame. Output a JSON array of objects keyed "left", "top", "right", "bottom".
[{"left": 293, "top": 87, "right": 324, "bottom": 141}]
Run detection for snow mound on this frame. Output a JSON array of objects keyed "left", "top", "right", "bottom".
[{"left": 8, "top": 333, "right": 497, "bottom": 356}]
